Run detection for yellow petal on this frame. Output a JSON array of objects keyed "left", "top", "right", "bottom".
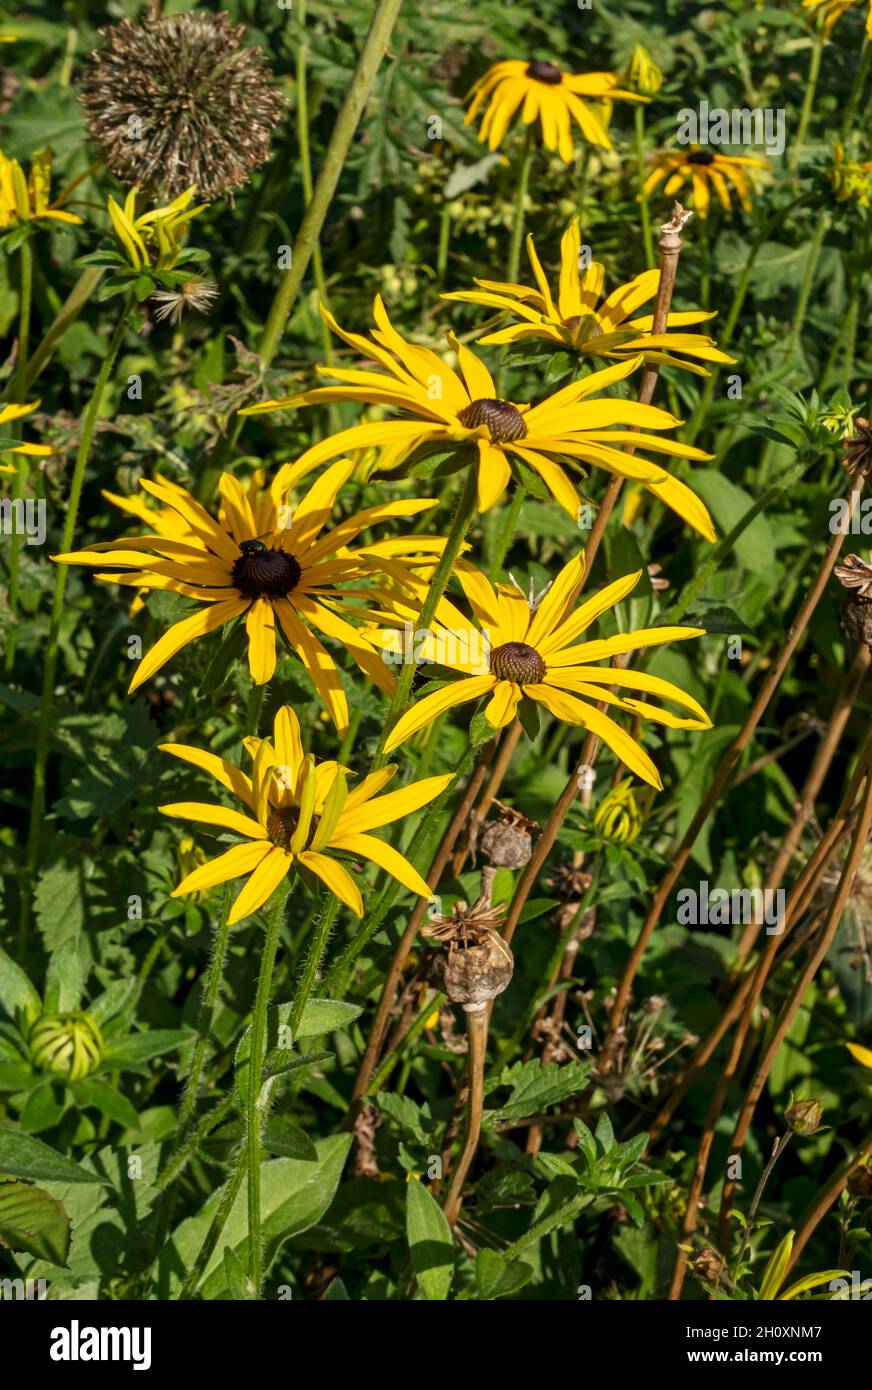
[
  {"left": 158, "top": 741, "right": 256, "bottom": 810},
  {"left": 246, "top": 599, "right": 277, "bottom": 684},
  {"left": 335, "top": 771, "right": 454, "bottom": 835},
  {"left": 228, "top": 847, "right": 291, "bottom": 925},
  {"left": 383, "top": 675, "right": 496, "bottom": 752},
  {"left": 297, "top": 850, "right": 363, "bottom": 916},
  {"left": 129, "top": 596, "right": 249, "bottom": 691},
  {"left": 159, "top": 801, "right": 267, "bottom": 839},
  {"left": 328, "top": 832, "right": 432, "bottom": 899},
  {"left": 173, "top": 840, "right": 274, "bottom": 897}
]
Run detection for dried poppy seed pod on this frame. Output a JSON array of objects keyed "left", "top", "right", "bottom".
[
  {"left": 442, "top": 932, "right": 514, "bottom": 1012},
  {"left": 840, "top": 593, "right": 872, "bottom": 648},
  {"left": 479, "top": 801, "right": 537, "bottom": 868},
  {"left": 29, "top": 1012, "right": 104, "bottom": 1082}
]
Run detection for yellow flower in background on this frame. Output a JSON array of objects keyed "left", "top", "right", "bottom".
[
  {"left": 624, "top": 45, "right": 664, "bottom": 98},
  {"left": 644, "top": 146, "right": 767, "bottom": 218},
  {"left": 107, "top": 185, "right": 207, "bottom": 271},
  {"left": 829, "top": 141, "right": 872, "bottom": 205},
  {"left": 371, "top": 550, "right": 711, "bottom": 788},
  {"left": 53, "top": 461, "right": 448, "bottom": 731},
  {"left": 443, "top": 217, "right": 734, "bottom": 378},
  {"left": 0, "top": 147, "right": 84, "bottom": 228},
  {"left": 847, "top": 1042, "right": 872, "bottom": 1069},
  {"left": 803, "top": 0, "right": 872, "bottom": 39},
  {"left": 160, "top": 704, "right": 453, "bottom": 922},
  {"left": 464, "top": 59, "right": 648, "bottom": 160},
  {"left": 0, "top": 401, "right": 55, "bottom": 474},
  {"left": 241, "top": 296, "right": 715, "bottom": 536}
]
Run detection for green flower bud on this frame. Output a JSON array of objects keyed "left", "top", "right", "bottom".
[
  {"left": 784, "top": 1094, "right": 824, "bottom": 1137},
  {"left": 29, "top": 1012, "right": 104, "bottom": 1082},
  {"left": 625, "top": 45, "right": 663, "bottom": 97},
  {"left": 593, "top": 780, "right": 645, "bottom": 844}
]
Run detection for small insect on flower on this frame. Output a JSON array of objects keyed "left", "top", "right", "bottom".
[
  {"left": 160, "top": 705, "right": 454, "bottom": 923},
  {"left": 151, "top": 276, "right": 219, "bottom": 326},
  {"left": 371, "top": 549, "right": 712, "bottom": 789},
  {"left": 78, "top": 12, "right": 285, "bottom": 200},
  {"left": 241, "top": 295, "right": 716, "bottom": 535},
  {"left": 644, "top": 146, "right": 767, "bottom": 218},
  {"left": 464, "top": 58, "right": 648, "bottom": 161},
  {"left": 444, "top": 216, "right": 734, "bottom": 377},
  {"left": 51, "top": 462, "right": 447, "bottom": 733}
]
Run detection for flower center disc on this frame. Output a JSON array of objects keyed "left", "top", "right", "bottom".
[
  {"left": 456, "top": 398, "right": 528, "bottom": 443},
  {"left": 687, "top": 150, "right": 715, "bottom": 165},
  {"left": 490, "top": 641, "right": 546, "bottom": 684},
  {"left": 232, "top": 541, "right": 302, "bottom": 599},
  {"left": 526, "top": 60, "right": 563, "bottom": 85},
  {"left": 266, "top": 806, "right": 320, "bottom": 851}
]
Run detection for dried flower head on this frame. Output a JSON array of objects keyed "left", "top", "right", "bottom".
[
  {"left": 835, "top": 552, "right": 872, "bottom": 598},
  {"left": 843, "top": 419, "right": 872, "bottom": 477},
  {"left": 424, "top": 898, "right": 514, "bottom": 1010},
  {"left": 151, "top": 275, "right": 218, "bottom": 326},
  {"left": 691, "top": 1248, "right": 724, "bottom": 1285},
  {"left": 78, "top": 13, "right": 285, "bottom": 200},
  {"left": 480, "top": 801, "right": 538, "bottom": 869},
  {"left": 847, "top": 1157, "right": 872, "bottom": 1199}
]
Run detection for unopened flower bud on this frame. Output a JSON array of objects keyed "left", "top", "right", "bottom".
[
  {"left": 625, "top": 44, "right": 663, "bottom": 96},
  {"left": 29, "top": 1012, "right": 104, "bottom": 1081},
  {"left": 785, "top": 1094, "right": 824, "bottom": 1136}
]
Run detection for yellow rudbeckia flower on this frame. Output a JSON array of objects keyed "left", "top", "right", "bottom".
[
  {"left": 0, "top": 400, "right": 55, "bottom": 474},
  {"left": 644, "top": 146, "right": 767, "bottom": 218},
  {"left": 464, "top": 59, "right": 648, "bottom": 160},
  {"left": 160, "top": 704, "right": 454, "bottom": 922},
  {"left": 803, "top": 0, "right": 872, "bottom": 39},
  {"left": 0, "top": 148, "right": 84, "bottom": 228},
  {"left": 52, "top": 460, "right": 446, "bottom": 732},
  {"left": 241, "top": 296, "right": 715, "bottom": 537},
  {"left": 370, "top": 550, "right": 711, "bottom": 788},
  {"left": 107, "top": 185, "right": 207, "bottom": 271},
  {"left": 443, "top": 217, "right": 735, "bottom": 378}
]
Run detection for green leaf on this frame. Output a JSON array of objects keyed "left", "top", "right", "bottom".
[
  {"left": 222, "top": 1245, "right": 256, "bottom": 1299},
  {"left": 0, "top": 946, "right": 41, "bottom": 1026},
  {"left": 196, "top": 621, "right": 247, "bottom": 698},
  {"left": 594, "top": 1111, "right": 615, "bottom": 1154},
  {"left": 690, "top": 469, "right": 778, "bottom": 577},
  {"left": 0, "top": 1179, "right": 70, "bottom": 1266},
  {"left": 295, "top": 998, "right": 363, "bottom": 1040},
  {"left": 43, "top": 938, "right": 83, "bottom": 1014},
  {"left": 157, "top": 1134, "right": 353, "bottom": 1298},
  {"left": 322, "top": 1276, "right": 350, "bottom": 1300},
  {"left": 406, "top": 1178, "right": 454, "bottom": 1301},
  {"left": 489, "top": 1059, "right": 591, "bottom": 1124},
  {"left": 0, "top": 1130, "right": 103, "bottom": 1185},
  {"left": 758, "top": 1231, "right": 794, "bottom": 1299},
  {"left": 72, "top": 1079, "right": 141, "bottom": 1131},
  {"left": 475, "top": 1247, "right": 534, "bottom": 1299},
  {"left": 102, "top": 1029, "right": 189, "bottom": 1070}
]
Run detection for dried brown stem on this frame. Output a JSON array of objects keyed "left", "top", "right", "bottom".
[
  {"left": 598, "top": 479, "right": 863, "bottom": 1073},
  {"left": 442, "top": 1006, "right": 488, "bottom": 1229},
  {"left": 716, "top": 731, "right": 872, "bottom": 1247}
]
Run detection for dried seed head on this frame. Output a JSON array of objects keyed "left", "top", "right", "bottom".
[
  {"left": 151, "top": 276, "right": 218, "bottom": 326},
  {"left": 546, "top": 863, "right": 593, "bottom": 902},
  {"left": 441, "top": 932, "right": 514, "bottom": 1011},
  {"left": 480, "top": 820, "right": 532, "bottom": 869},
  {"left": 78, "top": 13, "right": 285, "bottom": 199},
  {"left": 422, "top": 895, "right": 506, "bottom": 946},
  {"left": 843, "top": 419, "right": 872, "bottom": 477},
  {"left": 691, "top": 1248, "right": 724, "bottom": 1285}
]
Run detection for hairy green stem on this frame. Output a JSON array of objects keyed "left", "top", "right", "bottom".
[
  {"left": 5, "top": 238, "right": 34, "bottom": 677},
  {"left": 289, "top": 893, "right": 340, "bottom": 1034},
  {"left": 634, "top": 105, "right": 655, "bottom": 270},
  {"left": 371, "top": 461, "right": 478, "bottom": 769},
  {"left": 246, "top": 884, "right": 289, "bottom": 1295},
  {"left": 19, "top": 297, "right": 132, "bottom": 951}
]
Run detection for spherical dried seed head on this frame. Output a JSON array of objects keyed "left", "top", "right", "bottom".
[
  {"left": 490, "top": 640, "right": 546, "bottom": 684},
  {"left": 526, "top": 60, "right": 563, "bottom": 85},
  {"left": 443, "top": 931, "right": 514, "bottom": 1010},
  {"left": 232, "top": 541, "right": 302, "bottom": 599},
  {"left": 78, "top": 13, "right": 285, "bottom": 199},
  {"left": 456, "top": 397, "right": 528, "bottom": 442},
  {"left": 480, "top": 819, "right": 532, "bottom": 868},
  {"left": 839, "top": 593, "right": 872, "bottom": 649}
]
